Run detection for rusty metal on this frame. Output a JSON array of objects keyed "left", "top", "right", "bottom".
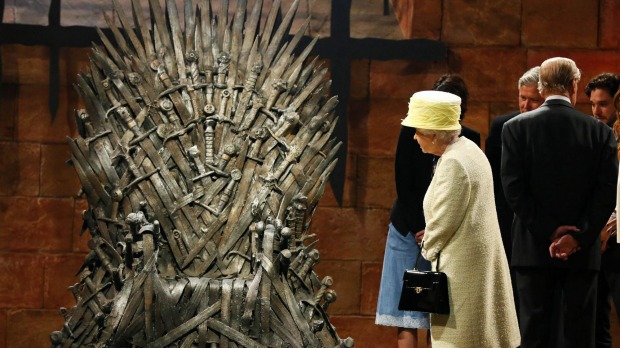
[{"left": 52, "top": 0, "right": 352, "bottom": 346}]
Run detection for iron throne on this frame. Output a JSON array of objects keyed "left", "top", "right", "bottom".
[{"left": 51, "top": 0, "right": 353, "bottom": 346}]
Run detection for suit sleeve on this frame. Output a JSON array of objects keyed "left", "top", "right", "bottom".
[
  {"left": 501, "top": 122, "right": 556, "bottom": 241},
  {"left": 421, "top": 157, "right": 470, "bottom": 262},
  {"left": 572, "top": 129, "right": 618, "bottom": 248}
]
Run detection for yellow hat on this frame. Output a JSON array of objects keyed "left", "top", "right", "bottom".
[{"left": 401, "top": 90, "right": 461, "bottom": 130}]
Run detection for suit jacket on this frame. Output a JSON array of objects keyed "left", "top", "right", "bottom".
[
  {"left": 486, "top": 111, "right": 520, "bottom": 261},
  {"left": 461, "top": 125, "right": 481, "bottom": 147},
  {"left": 501, "top": 99, "right": 618, "bottom": 270}
]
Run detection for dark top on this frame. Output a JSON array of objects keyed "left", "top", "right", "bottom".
[
  {"left": 501, "top": 99, "right": 618, "bottom": 270},
  {"left": 485, "top": 111, "right": 520, "bottom": 261},
  {"left": 390, "top": 125, "right": 481, "bottom": 236}
]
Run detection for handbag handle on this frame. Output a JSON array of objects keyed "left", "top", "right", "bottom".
[{"left": 414, "top": 240, "right": 440, "bottom": 271}]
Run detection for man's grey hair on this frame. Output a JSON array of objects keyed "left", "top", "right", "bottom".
[
  {"left": 538, "top": 57, "right": 581, "bottom": 96},
  {"left": 518, "top": 66, "right": 540, "bottom": 89}
]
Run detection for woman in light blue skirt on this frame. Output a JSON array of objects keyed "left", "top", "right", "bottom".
[{"left": 376, "top": 223, "right": 431, "bottom": 347}]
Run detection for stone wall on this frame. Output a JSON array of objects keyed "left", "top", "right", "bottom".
[{"left": 1, "top": 0, "right": 620, "bottom": 347}]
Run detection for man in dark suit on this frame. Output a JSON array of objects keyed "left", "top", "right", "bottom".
[
  {"left": 584, "top": 72, "right": 620, "bottom": 348},
  {"left": 501, "top": 57, "right": 618, "bottom": 348},
  {"left": 486, "top": 66, "right": 544, "bottom": 261}
]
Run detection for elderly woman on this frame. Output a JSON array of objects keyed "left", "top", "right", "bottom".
[{"left": 404, "top": 90, "right": 520, "bottom": 348}]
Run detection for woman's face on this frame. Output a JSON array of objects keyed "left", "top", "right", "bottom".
[{"left": 413, "top": 130, "right": 437, "bottom": 154}]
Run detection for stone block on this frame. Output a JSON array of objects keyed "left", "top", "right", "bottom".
[
  {"left": 527, "top": 50, "right": 620, "bottom": 104},
  {"left": 0, "top": 254, "right": 44, "bottom": 308},
  {"left": 0, "top": 141, "right": 40, "bottom": 196},
  {"left": 0, "top": 84, "right": 17, "bottom": 141},
  {"left": 360, "top": 262, "right": 382, "bottom": 315},
  {"left": 350, "top": 59, "right": 370, "bottom": 100},
  {"left": 329, "top": 315, "right": 399, "bottom": 348},
  {"left": 0, "top": 197, "right": 74, "bottom": 252},
  {"left": 313, "top": 260, "right": 361, "bottom": 315},
  {"left": 43, "top": 254, "right": 86, "bottom": 310},
  {"left": 309, "top": 207, "right": 389, "bottom": 261},
  {"left": 16, "top": 85, "right": 78, "bottom": 143},
  {"left": 61, "top": 47, "right": 92, "bottom": 86},
  {"left": 370, "top": 59, "right": 448, "bottom": 99},
  {"left": 7, "top": 310, "right": 64, "bottom": 348},
  {"left": 318, "top": 153, "right": 357, "bottom": 208},
  {"left": 522, "top": 0, "right": 597, "bottom": 48},
  {"left": 391, "top": 0, "right": 441, "bottom": 40},
  {"left": 41, "top": 143, "right": 81, "bottom": 197},
  {"left": 449, "top": 48, "right": 527, "bottom": 103},
  {"left": 350, "top": 0, "right": 403, "bottom": 40},
  {"left": 600, "top": 0, "right": 620, "bottom": 49},
  {"left": 0, "top": 310, "right": 6, "bottom": 348},
  {"left": 1, "top": 45, "right": 50, "bottom": 85},
  {"left": 73, "top": 198, "right": 90, "bottom": 252},
  {"left": 443, "top": 0, "right": 520, "bottom": 46},
  {"left": 349, "top": 98, "right": 404, "bottom": 157},
  {"left": 462, "top": 101, "right": 490, "bottom": 140},
  {"left": 356, "top": 156, "right": 396, "bottom": 209}
]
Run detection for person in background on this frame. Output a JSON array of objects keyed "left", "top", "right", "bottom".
[
  {"left": 585, "top": 72, "right": 620, "bottom": 348},
  {"left": 586, "top": 73, "right": 620, "bottom": 127},
  {"left": 375, "top": 104, "right": 435, "bottom": 348},
  {"left": 486, "top": 66, "right": 543, "bottom": 262},
  {"left": 502, "top": 57, "right": 618, "bottom": 348},
  {"left": 407, "top": 90, "right": 520, "bottom": 348},
  {"left": 432, "top": 74, "right": 481, "bottom": 146}
]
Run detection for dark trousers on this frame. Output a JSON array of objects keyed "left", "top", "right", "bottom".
[{"left": 516, "top": 267, "right": 598, "bottom": 348}]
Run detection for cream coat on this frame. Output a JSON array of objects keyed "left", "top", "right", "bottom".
[{"left": 422, "top": 137, "right": 520, "bottom": 348}]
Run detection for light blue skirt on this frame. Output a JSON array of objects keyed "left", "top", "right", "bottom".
[{"left": 375, "top": 223, "right": 431, "bottom": 328}]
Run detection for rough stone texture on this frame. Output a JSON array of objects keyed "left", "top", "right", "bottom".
[
  {"left": 43, "top": 254, "right": 86, "bottom": 309},
  {"left": 16, "top": 85, "right": 77, "bottom": 143},
  {"left": 0, "top": 310, "right": 6, "bottom": 348},
  {"left": 40, "top": 143, "right": 80, "bottom": 197},
  {"left": 0, "top": 254, "right": 45, "bottom": 308},
  {"left": 527, "top": 50, "right": 620, "bottom": 104},
  {"left": 600, "top": 0, "right": 620, "bottom": 49},
  {"left": 0, "top": 141, "right": 40, "bottom": 196},
  {"left": 522, "top": 0, "right": 598, "bottom": 48},
  {"left": 72, "top": 198, "right": 90, "bottom": 252},
  {"left": 463, "top": 101, "right": 491, "bottom": 146},
  {"left": 350, "top": 0, "right": 403, "bottom": 39},
  {"left": 391, "top": 0, "right": 441, "bottom": 40},
  {"left": 6, "top": 310, "right": 64, "bottom": 348},
  {"left": 360, "top": 262, "right": 382, "bottom": 316},
  {"left": 349, "top": 98, "right": 405, "bottom": 157},
  {"left": 442, "top": 0, "right": 521, "bottom": 46},
  {"left": 310, "top": 207, "right": 388, "bottom": 261},
  {"left": 329, "top": 315, "right": 417, "bottom": 348},
  {"left": 356, "top": 156, "right": 396, "bottom": 209},
  {"left": 0, "top": 197, "right": 74, "bottom": 252},
  {"left": 351, "top": 59, "right": 370, "bottom": 100},
  {"left": 370, "top": 59, "right": 448, "bottom": 99},
  {"left": 0, "top": 84, "right": 17, "bottom": 141},
  {"left": 449, "top": 47, "right": 527, "bottom": 103},
  {"left": 1, "top": 45, "right": 50, "bottom": 85},
  {"left": 318, "top": 153, "right": 358, "bottom": 208},
  {"left": 61, "top": 47, "right": 91, "bottom": 85},
  {"left": 313, "top": 260, "right": 361, "bottom": 315}
]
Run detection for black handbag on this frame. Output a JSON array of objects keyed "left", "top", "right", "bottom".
[{"left": 398, "top": 242, "right": 450, "bottom": 314}]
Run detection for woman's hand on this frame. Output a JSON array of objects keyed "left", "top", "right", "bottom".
[{"left": 415, "top": 230, "right": 425, "bottom": 246}]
